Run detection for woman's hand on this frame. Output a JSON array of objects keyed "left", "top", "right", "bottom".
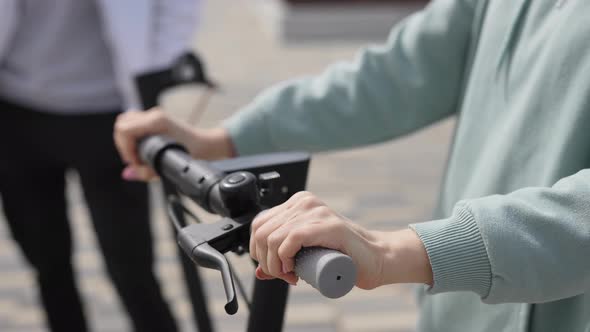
[
  {"left": 250, "top": 191, "right": 433, "bottom": 290},
  {"left": 113, "top": 108, "right": 235, "bottom": 181}
]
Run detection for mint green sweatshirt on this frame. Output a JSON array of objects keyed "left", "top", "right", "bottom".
[{"left": 224, "top": 0, "right": 590, "bottom": 331}]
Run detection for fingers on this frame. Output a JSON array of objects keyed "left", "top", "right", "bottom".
[
  {"left": 254, "top": 209, "right": 294, "bottom": 275},
  {"left": 249, "top": 191, "right": 313, "bottom": 264},
  {"left": 256, "top": 266, "right": 298, "bottom": 285},
  {"left": 249, "top": 191, "right": 311, "bottom": 262},
  {"left": 266, "top": 228, "right": 288, "bottom": 276},
  {"left": 114, "top": 108, "right": 170, "bottom": 181},
  {"left": 250, "top": 191, "right": 341, "bottom": 285},
  {"left": 114, "top": 108, "right": 169, "bottom": 163},
  {"left": 277, "top": 224, "right": 329, "bottom": 274},
  {"left": 121, "top": 165, "right": 158, "bottom": 182},
  {"left": 253, "top": 209, "right": 290, "bottom": 277}
]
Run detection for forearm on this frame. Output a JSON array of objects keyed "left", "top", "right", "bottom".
[
  {"left": 224, "top": 0, "right": 479, "bottom": 155},
  {"left": 159, "top": 117, "right": 235, "bottom": 160},
  {"left": 188, "top": 127, "right": 236, "bottom": 160}
]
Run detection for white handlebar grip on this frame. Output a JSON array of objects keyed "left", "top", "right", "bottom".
[{"left": 294, "top": 247, "right": 357, "bottom": 299}]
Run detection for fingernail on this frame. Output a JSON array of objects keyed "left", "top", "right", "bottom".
[
  {"left": 122, "top": 167, "right": 138, "bottom": 180},
  {"left": 282, "top": 263, "right": 289, "bottom": 274}
]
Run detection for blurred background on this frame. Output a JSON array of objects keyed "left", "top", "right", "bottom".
[{"left": 0, "top": 0, "right": 455, "bottom": 331}]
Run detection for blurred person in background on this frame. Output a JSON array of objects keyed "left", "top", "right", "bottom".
[
  {"left": 114, "top": 0, "right": 590, "bottom": 331},
  {"left": 0, "top": 0, "right": 199, "bottom": 331}
]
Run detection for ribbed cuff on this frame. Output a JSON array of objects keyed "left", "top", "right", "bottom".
[
  {"left": 410, "top": 204, "right": 492, "bottom": 298},
  {"left": 222, "top": 105, "right": 276, "bottom": 156}
]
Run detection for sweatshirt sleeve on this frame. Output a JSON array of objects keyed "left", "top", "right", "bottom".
[
  {"left": 0, "top": 0, "right": 18, "bottom": 63},
  {"left": 150, "top": 0, "right": 201, "bottom": 68},
  {"left": 224, "top": 0, "right": 481, "bottom": 155},
  {"left": 411, "top": 169, "right": 590, "bottom": 304}
]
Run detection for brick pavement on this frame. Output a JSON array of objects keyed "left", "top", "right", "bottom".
[{"left": 0, "top": 0, "right": 454, "bottom": 331}]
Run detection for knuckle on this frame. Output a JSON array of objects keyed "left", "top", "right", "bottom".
[
  {"left": 254, "top": 230, "right": 268, "bottom": 246},
  {"left": 251, "top": 217, "right": 265, "bottom": 233},
  {"left": 289, "top": 228, "right": 308, "bottom": 243},
  {"left": 267, "top": 233, "right": 282, "bottom": 249},
  {"left": 114, "top": 120, "right": 129, "bottom": 133},
  {"left": 313, "top": 205, "right": 331, "bottom": 217},
  {"left": 290, "top": 191, "right": 311, "bottom": 201},
  {"left": 299, "top": 196, "right": 318, "bottom": 209},
  {"left": 117, "top": 110, "right": 134, "bottom": 120},
  {"left": 115, "top": 112, "right": 126, "bottom": 122},
  {"left": 277, "top": 245, "right": 291, "bottom": 261}
]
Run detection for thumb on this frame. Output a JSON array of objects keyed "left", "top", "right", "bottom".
[{"left": 121, "top": 165, "right": 158, "bottom": 182}]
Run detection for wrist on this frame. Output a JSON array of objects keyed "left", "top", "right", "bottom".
[
  {"left": 189, "top": 127, "right": 237, "bottom": 160},
  {"left": 376, "top": 229, "right": 433, "bottom": 286}
]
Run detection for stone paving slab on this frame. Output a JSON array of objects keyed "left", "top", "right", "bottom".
[{"left": 0, "top": 0, "right": 454, "bottom": 331}]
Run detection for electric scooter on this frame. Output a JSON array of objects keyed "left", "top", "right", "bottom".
[{"left": 135, "top": 53, "right": 356, "bottom": 332}]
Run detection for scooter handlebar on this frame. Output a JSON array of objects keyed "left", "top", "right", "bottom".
[{"left": 139, "top": 135, "right": 357, "bottom": 301}]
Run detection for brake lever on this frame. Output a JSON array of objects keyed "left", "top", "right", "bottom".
[
  {"left": 177, "top": 215, "right": 252, "bottom": 315},
  {"left": 192, "top": 243, "right": 238, "bottom": 315}
]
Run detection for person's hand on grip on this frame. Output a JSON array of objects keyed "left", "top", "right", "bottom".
[
  {"left": 250, "top": 191, "right": 433, "bottom": 290},
  {"left": 113, "top": 108, "right": 235, "bottom": 181}
]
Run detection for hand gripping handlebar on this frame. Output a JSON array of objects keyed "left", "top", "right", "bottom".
[{"left": 138, "top": 136, "right": 356, "bottom": 314}]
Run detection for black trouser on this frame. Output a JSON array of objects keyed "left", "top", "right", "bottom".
[{"left": 0, "top": 100, "right": 178, "bottom": 332}]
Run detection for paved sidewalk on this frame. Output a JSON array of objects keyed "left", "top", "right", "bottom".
[{"left": 0, "top": 1, "right": 454, "bottom": 331}]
